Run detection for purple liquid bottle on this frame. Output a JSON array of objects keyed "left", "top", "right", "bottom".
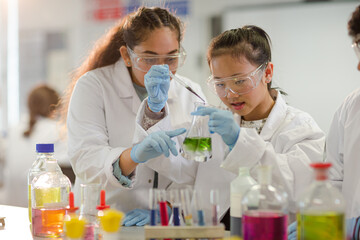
[{"left": 241, "top": 166, "right": 289, "bottom": 240}]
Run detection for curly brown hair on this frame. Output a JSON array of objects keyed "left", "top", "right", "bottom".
[{"left": 348, "top": 5, "right": 360, "bottom": 37}]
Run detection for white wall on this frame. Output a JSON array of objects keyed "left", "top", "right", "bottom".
[
  {"left": 223, "top": 1, "right": 359, "bottom": 133},
  {"left": 9, "top": 0, "right": 357, "bottom": 133}
]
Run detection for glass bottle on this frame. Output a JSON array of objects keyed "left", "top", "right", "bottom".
[
  {"left": 230, "top": 167, "right": 257, "bottom": 237},
  {"left": 181, "top": 102, "right": 212, "bottom": 162},
  {"left": 241, "top": 165, "right": 288, "bottom": 240},
  {"left": 31, "top": 158, "right": 71, "bottom": 238},
  {"left": 28, "top": 143, "right": 61, "bottom": 223},
  {"left": 297, "top": 162, "right": 345, "bottom": 240}
]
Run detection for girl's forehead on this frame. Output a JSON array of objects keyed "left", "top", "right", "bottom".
[
  {"left": 134, "top": 27, "right": 179, "bottom": 54},
  {"left": 210, "top": 55, "right": 256, "bottom": 77}
]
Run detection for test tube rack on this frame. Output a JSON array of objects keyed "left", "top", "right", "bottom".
[{"left": 144, "top": 224, "right": 225, "bottom": 239}]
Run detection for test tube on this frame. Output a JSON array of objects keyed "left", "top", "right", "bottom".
[
  {"left": 193, "top": 190, "right": 205, "bottom": 226},
  {"left": 149, "top": 188, "right": 157, "bottom": 226},
  {"left": 210, "top": 189, "right": 220, "bottom": 226},
  {"left": 157, "top": 189, "right": 169, "bottom": 226},
  {"left": 169, "top": 189, "right": 182, "bottom": 226},
  {"left": 180, "top": 188, "right": 193, "bottom": 226}
]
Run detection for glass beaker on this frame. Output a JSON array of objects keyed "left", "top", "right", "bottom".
[
  {"left": 297, "top": 163, "right": 345, "bottom": 240},
  {"left": 79, "top": 183, "right": 101, "bottom": 240},
  {"left": 181, "top": 102, "right": 212, "bottom": 162}
]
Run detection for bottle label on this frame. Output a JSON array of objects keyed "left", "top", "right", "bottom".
[{"left": 230, "top": 193, "right": 243, "bottom": 217}]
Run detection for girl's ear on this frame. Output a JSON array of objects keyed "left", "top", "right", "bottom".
[
  {"left": 264, "top": 62, "right": 274, "bottom": 82},
  {"left": 120, "top": 46, "right": 132, "bottom": 67}
]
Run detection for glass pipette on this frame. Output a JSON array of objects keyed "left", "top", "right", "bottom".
[{"left": 169, "top": 71, "right": 205, "bottom": 103}]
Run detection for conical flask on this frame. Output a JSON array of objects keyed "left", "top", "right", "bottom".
[
  {"left": 297, "top": 162, "right": 345, "bottom": 240},
  {"left": 181, "top": 102, "right": 212, "bottom": 162},
  {"left": 241, "top": 165, "right": 288, "bottom": 240}
]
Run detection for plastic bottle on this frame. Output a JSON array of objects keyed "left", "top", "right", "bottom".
[
  {"left": 31, "top": 157, "right": 71, "bottom": 238},
  {"left": 27, "top": 143, "right": 61, "bottom": 222},
  {"left": 241, "top": 165, "right": 288, "bottom": 240},
  {"left": 230, "top": 167, "right": 257, "bottom": 237},
  {"left": 297, "top": 162, "right": 345, "bottom": 240}
]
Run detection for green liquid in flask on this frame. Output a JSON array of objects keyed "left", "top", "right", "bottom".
[
  {"left": 183, "top": 137, "right": 212, "bottom": 152},
  {"left": 297, "top": 212, "right": 345, "bottom": 240}
]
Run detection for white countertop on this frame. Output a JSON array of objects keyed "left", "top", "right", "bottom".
[{"left": 0, "top": 205, "right": 145, "bottom": 240}]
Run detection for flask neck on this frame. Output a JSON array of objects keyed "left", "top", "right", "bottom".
[
  {"left": 238, "top": 167, "right": 250, "bottom": 177},
  {"left": 313, "top": 168, "right": 329, "bottom": 181},
  {"left": 45, "top": 159, "right": 58, "bottom": 172},
  {"left": 257, "top": 166, "right": 272, "bottom": 185}
]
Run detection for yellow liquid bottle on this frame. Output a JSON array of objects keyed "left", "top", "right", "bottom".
[{"left": 296, "top": 163, "right": 346, "bottom": 240}]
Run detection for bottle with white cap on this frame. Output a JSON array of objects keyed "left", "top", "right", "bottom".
[
  {"left": 230, "top": 167, "right": 257, "bottom": 237},
  {"left": 31, "top": 146, "right": 71, "bottom": 238}
]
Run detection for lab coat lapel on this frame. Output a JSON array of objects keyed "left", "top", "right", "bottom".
[
  {"left": 112, "top": 59, "right": 141, "bottom": 115},
  {"left": 260, "top": 91, "right": 287, "bottom": 140}
]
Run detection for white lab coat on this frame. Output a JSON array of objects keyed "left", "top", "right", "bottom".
[
  {"left": 2, "top": 117, "right": 68, "bottom": 207},
  {"left": 219, "top": 92, "right": 325, "bottom": 214},
  {"left": 326, "top": 88, "right": 360, "bottom": 218},
  {"left": 68, "top": 59, "right": 232, "bottom": 217}
]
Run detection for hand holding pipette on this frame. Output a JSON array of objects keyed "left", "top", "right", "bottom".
[{"left": 169, "top": 71, "right": 205, "bottom": 103}]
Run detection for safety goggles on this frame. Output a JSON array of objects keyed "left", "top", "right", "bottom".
[
  {"left": 352, "top": 34, "right": 360, "bottom": 61},
  {"left": 207, "top": 63, "right": 267, "bottom": 97},
  {"left": 127, "top": 46, "right": 186, "bottom": 72}
]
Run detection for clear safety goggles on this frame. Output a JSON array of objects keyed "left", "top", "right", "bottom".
[
  {"left": 352, "top": 34, "right": 360, "bottom": 61},
  {"left": 207, "top": 63, "right": 267, "bottom": 97},
  {"left": 127, "top": 46, "right": 187, "bottom": 72}
]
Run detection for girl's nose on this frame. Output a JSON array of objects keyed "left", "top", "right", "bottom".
[{"left": 225, "top": 88, "right": 238, "bottom": 98}]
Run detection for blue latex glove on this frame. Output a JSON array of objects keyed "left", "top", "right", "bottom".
[
  {"left": 123, "top": 209, "right": 150, "bottom": 227},
  {"left": 191, "top": 106, "right": 240, "bottom": 149},
  {"left": 145, "top": 65, "right": 170, "bottom": 112},
  {"left": 130, "top": 128, "right": 186, "bottom": 163},
  {"left": 288, "top": 221, "right": 297, "bottom": 240},
  {"left": 123, "top": 206, "right": 172, "bottom": 227}
]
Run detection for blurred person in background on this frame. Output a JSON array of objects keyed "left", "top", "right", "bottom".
[{"left": 2, "top": 84, "right": 70, "bottom": 207}]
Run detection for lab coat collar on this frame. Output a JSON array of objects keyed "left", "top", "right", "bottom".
[
  {"left": 112, "top": 59, "right": 141, "bottom": 114},
  {"left": 260, "top": 91, "right": 287, "bottom": 140},
  {"left": 235, "top": 90, "right": 287, "bottom": 141}
]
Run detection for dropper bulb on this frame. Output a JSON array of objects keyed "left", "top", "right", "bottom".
[
  {"left": 69, "top": 192, "right": 74, "bottom": 208},
  {"left": 97, "top": 189, "right": 110, "bottom": 210},
  {"left": 67, "top": 191, "right": 79, "bottom": 213}
]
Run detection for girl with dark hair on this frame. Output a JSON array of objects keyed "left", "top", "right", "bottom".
[
  {"left": 192, "top": 25, "right": 325, "bottom": 222},
  {"left": 63, "top": 6, "right": 216, "bottom": 226},
  {"left": 4, "top": 84, "right": 68, "bottom": 207}
]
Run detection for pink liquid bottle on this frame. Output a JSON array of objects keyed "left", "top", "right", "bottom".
[{"left": 241, "top": 165, "right": 288, "bottom": 240}]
